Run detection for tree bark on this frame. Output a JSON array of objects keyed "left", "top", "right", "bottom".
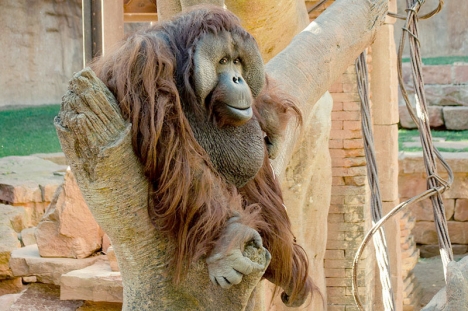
[{"left": 55, "top": 0, "right": 388, "bottom": 310}]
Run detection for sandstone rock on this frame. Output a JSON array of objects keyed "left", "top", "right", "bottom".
[
  {"left": 444, "top": 176, "right": 468, "bottom": 203},
  {"left": 10, "top": 244, "right": 101, "bottom": 285},
  {"left": 102, "top": 234, "right": 111, "bottom": 254},
  {"left": 454, "top": 199, "right": 468, "bottom": 221},
  {"left": 106, "top": 246, "right": 119, "bottom": 272},
  {"left": 0, "top": 291, "right": 23, "bottom": 310},
  {"left": 422, "top": 255, "right": 468, "bottom": 311},
  {"left": 419, "top": 245, "right": 440, "bottom": 258},
  {"left": 0, "top": 1, "right": 82, "bottom": 108},
  {"left": 399, "top": 105, "right": 444, "bottom": 129},
  {"left": 77, "top": 301, "right": 123, "bottom": 311},
  {"left": 374, "top": 125, "right": 399, "bottom": 201},
  {"left": 60, "top": 260, "right": 123, "bottom": 303},
  {"left": 0, "top": 156, "right": 66, "bottom": 225},
  {"left": 440, "top": 155, "right": 468, "bottom": 174},
  {"left": 0, "top": 204, "right": 27, "bottom": 279},
  {"left": 0, "top": 226, "right": 21, "bottom": 280},
  {"left": 422, "top": 65, "right": 452, "bottom": 85},
  {"left": 32, "top": 152, "right": 68, "bottom": 166},
  {"left": 36, "top": 168, "right": 103, "bottom": 259},
  {"left": 0, "top": 277, "right": 23, "bottom": 295},
  {"left": 444, "top": 107, "right": 468, "bottom": 130},
  {"left": 20, "top": 227, "right": 37, "bottom": 246},
  {"left": 398, "top": 173, "right": 427, "bottom": 198},
  {"left": 447, "top": 222, "right": 468, "bottom": 245},
  {"left": 414, "top": 221, "right": 468, "bottom": 245},
  {"left": 413, "top": 221, "right": 438, "bottom": 245},
  {"left": 0, "top": 204, "right": 29, "bottom": 232},
  {"left": 453, "top": 64, "right": 468, "bottom": 84},
  {"left": 419, "top": 244, "right": 468, "bottom": 258},
  {"left": 409, "top": 198, "right": 454, "bottom": 222},
  {"left": 23, "top": 276, "right": 37, "bottom": 283},
  {"left": 8, "top": 283, "right": 83, "bottom": 311}
]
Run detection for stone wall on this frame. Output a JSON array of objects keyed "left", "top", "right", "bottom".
[
  {"left": 325, "top": 65, "right": 377, "bottom": 310},
  {"left": 399, "top": 152, "right": 468, "bottom": 257},
  {"left": 399, "top": 63, "right": 468, "bottom": 130},
  {"left": 394, "top": 0, "right": 468, "bottom": 130},
  {"left": 0, "top": 0, "right": 82, "bottom": 108},
  {"left": 394, "top": 0, "right": 468, "bottom": 58}
]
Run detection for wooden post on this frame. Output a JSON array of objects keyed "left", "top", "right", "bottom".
[{"left": 82, "top": 0, "right": 124, "bottom": 66}]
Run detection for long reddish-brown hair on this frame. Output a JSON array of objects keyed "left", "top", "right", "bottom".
[{"left": 91, "top": 5, "right": 316, "bottom": 304}]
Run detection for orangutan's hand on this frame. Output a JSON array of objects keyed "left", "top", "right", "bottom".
[{"left": 206, "top": 219, "right": 270, "bottom": 289}]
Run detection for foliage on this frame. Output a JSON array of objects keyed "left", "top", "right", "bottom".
[{"left": 0, "top": 104, "right": 62, "bottom": 157}]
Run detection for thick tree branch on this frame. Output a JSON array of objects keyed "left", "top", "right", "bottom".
[
  {"left": 55, "top": 69, "right": 268, "bottom": 311},
  {"left": 268, "top": 0, "right": 388, "bottom": 175},
  {"left": 55, "top": 1, "right": 388, "bottom": 309}
]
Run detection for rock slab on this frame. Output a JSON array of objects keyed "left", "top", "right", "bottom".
[
  {"left": 9, "top": 244, "right": 101, "bottom": 285},
  {"left": 0, "top": 156, "right": 66, "bottom": 226},
  {"left": 8, "top": 283, "right": 83, "bottom": 311},
  {"left": 60, "top": 260, "right": 123, "bottom": 303},
  {"left": 0, "top": 204, "right": 28, "bottom": 280},
  {"left": 36, "top": 168, "right": 103, "bottom": 259}
]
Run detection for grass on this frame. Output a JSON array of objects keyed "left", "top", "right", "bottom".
[
  {"left": 399, "top": 129, "right": 468, "bottom": 153},
  {"left": 0, "top": 104, "right": 62, "bottom": 157},
  {"left": 401, "top": 56, "right": 468, "bottom": 65},
  {"left": 0, "top": 105, "right": 467, "bottom": 157}
]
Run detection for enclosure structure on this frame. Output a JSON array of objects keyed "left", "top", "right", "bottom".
[
  {"left": 75, "top": 0, "right": 405, "bottom": 310},
  {"left": 0, "top": 0, "right": 424, "bottom": 310}
]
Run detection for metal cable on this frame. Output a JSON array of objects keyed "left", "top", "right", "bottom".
[
  {"left": 353, "top": 52, "right": 396, "bottom": 311},
  {"left": 353, "top": 0, "right": 452, "bottom": 309},
  {"left": 398, "top": 0, "right": 453, "bottom": 276}
]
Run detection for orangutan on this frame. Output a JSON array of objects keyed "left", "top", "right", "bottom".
[{"left": 91, "top": 5, "right": 316, "bottom": 307}]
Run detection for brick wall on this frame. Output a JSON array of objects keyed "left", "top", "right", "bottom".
[
  {"left": 306, "top": 1, "right": 379, "bottom": 310},
  {"left": 305, "top": 1, "right": 404, "bottom": 310},
  {"left": 326, "top": 64, "right": 376, "bottom": 311}
]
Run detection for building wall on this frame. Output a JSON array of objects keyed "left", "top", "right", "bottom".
[
  {"left": 0, "top": 0, "right": 82, "bottom": 108},
  {"left": 394, "top": 0, "right": 468, "bottom": 58}
]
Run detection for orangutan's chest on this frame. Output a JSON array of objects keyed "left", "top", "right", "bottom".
[{"left": 190, "top": 118, "right": 265, "bottom": 188}]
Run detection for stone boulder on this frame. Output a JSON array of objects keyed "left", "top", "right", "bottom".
[
  {"left": 0, "top": 204, "right": 29, "bottom": 295},
  {"left": 60, "top": 260, "right": 123, "bottom": 303},
  {"left": 0, "top": 156, "right": 66, "bottom": 226},
  {"left": 20, "top": 227, "right": 37, "bottom": 246},
  {"left": 106, "top": 246, "right": 119, "bottom": 272},
  {"left": 10, "top": 245, "right": 101, "bottom": 285},
  {"left": 422, "top": 255, "right": 468, "bottom": 310},
  {"left": 0, "top": 204, "right": 28, "bottom": 280},
  {"left": 444, "top": 107, "right": 468, "bottom": 130},
  {"left": 0, "top": 226, "right": 21, "bottom": 280},
  {"left": 36, "top": 168, "right": 103, "bottom": 259}
]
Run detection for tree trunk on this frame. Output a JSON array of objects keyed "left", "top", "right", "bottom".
[{"left": 55, "top": 0, "right": 388, "bottom": 310}]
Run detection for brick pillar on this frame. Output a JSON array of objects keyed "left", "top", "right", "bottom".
[
  {"left": 326, "top": 64, "right": 376, "bottom": 311},
  {"left": 370, "top": 0, "right": 404, "bottom": 309}
]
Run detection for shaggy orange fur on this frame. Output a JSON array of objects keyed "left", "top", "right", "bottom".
[{"left": 91, "top": 5, "right": 317, "bottom": 304}]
